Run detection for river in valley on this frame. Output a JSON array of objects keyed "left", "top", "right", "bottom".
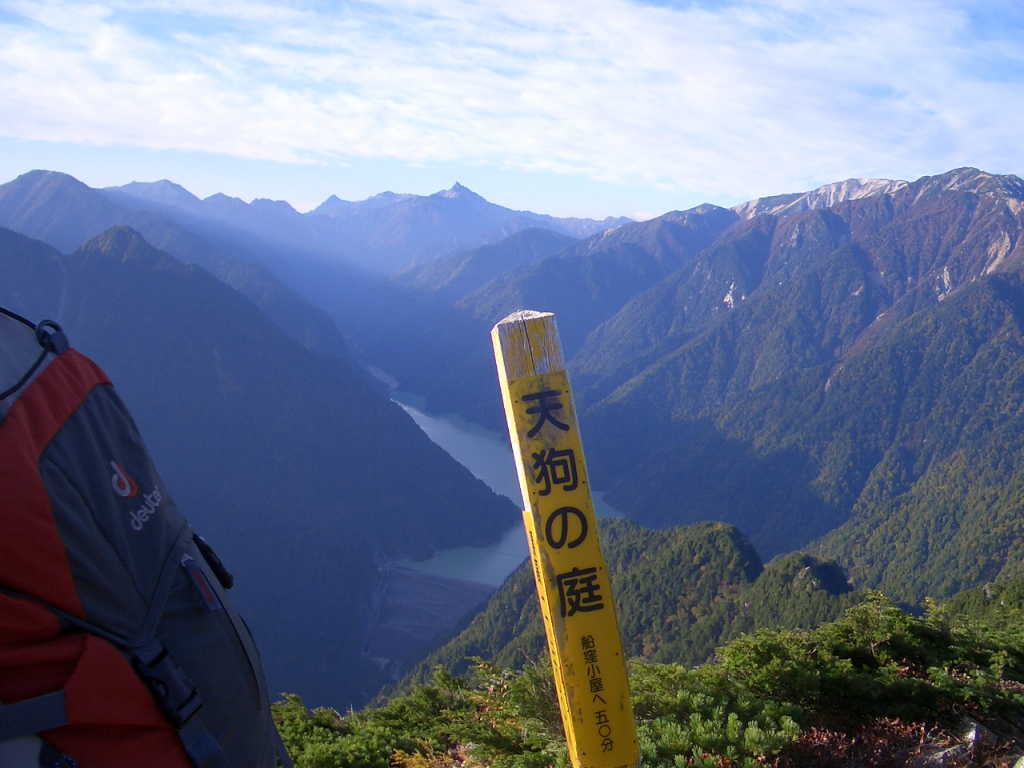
[{"left": 390, "top": 389, "right": 622, "bottom": 587}]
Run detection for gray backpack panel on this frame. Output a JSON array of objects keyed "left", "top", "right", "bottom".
[
  {"left": 0, "top": 309, "right": 290, "bottom": 768},
  {"left": 39, "top": 384, "right": 282, "bottom": 767}
]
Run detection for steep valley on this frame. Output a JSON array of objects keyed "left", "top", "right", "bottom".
[{"left": 335, "top": 168, "right": 1024, "bottom": 608}]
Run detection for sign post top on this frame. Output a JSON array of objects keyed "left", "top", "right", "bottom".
[
  {"left": 499, "top": 309, "right": 552, "bottom": 322},
  {"left": 493, "top": 310, "right": 565, "bottom": 379}
]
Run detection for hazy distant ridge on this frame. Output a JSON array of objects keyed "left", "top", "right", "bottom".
[{"left": 106, "top": 179, "right": 632, "bottom": 273}]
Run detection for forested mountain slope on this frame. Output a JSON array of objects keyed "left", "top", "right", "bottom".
[
  {"left": 572, "top": 169, "right": 1024, "bottom": 595},
  {"left": 0, "top": 225, "right": 518, "bottom": 707},
  {"left": 946, "top": 575, "right": 1024, "bottom": 627},
  {"left": 393, "top": 519, "right": 857, "bottom": 692},
  {"left": 808, "top": 273, "right": 1024, "bottom": 600}
]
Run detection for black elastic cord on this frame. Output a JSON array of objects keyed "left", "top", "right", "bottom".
[
  {"left": 0, "top": 305, "right": 36, "bottom": 330},
  {"left": 0, "top": 311, "right": 68, "bottom": 401}
]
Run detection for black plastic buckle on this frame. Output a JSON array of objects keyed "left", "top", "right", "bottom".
[
  {"left": 195, "top": 534, "right": 234, "bottom": 590},
  {"left": 133, "top": 639, "right": 202, "bottom": 728},
  {"left": 35, "top": 319, "right": 69, "bottom": 355}
]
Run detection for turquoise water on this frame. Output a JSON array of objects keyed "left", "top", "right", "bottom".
[{"left": 391, "top": 390, "right": 621, "bottom": 586}]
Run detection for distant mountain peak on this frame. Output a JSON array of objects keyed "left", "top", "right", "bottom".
[
  {"left": 311, "top": 190, "right": 416, "bottom": 216},
  {"left": 78, "top": 224, "right": 148, "bottom": 251},
  {"left": 368, "top": 191, "right": 411, "bottom": 203},
  {"left": 658, "top": 203, "right": 734, "bottom": 224},
  {"left": 910, "top": 167, "right": 1024, "bottom": 202},
  {"left": 13, "top": 169, "right": 93, "bottom": 194},
  {"left": 74, "top": 224, "right": 178, "bottom": 269},
  {"left": 111, "top": 179, "right": 203, "bottom": 210},
  {"left": 687, "top": 203, "right": 730, "bottom": 215},
  {"left": 250, "top": 198, "right": 299, "bottom": 215},
  {"left": 20, "top": 168, "right": 74, "bottom": 181},
  {"left": 438, "top": 182, "right": 483, "bottom": 201},
  {"left": 202, "top": 192, "right": 238, "bottom": 204}
]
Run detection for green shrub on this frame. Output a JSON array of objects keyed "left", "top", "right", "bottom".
[{"left": 274, "top": 589, "right": 1024, "bottom": 767}]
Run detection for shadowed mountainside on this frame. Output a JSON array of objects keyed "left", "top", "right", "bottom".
[
  {"left": 0, "top": 224, "right": 519, "bottom": 707},
  {"left": 0, "top": 170, "right": 357, "bottom": 362}
]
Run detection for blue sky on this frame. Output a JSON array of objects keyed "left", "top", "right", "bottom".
[{"left": 0, "top": 1, "right": 1022, "bottom": 219}]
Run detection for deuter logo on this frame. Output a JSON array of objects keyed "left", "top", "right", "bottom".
[
  {"left": 130, "top": 488, "right": 163, "bottom": 531},
  {"left": 110, "top": 461, "right": 138, "bottom": 498}
]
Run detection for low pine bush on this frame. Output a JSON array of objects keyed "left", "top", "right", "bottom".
[{"left": 275, "top": 592, "right": 1024, "bottom": 767}]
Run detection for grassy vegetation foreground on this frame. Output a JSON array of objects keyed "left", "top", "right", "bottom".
[{"left": 274, "top": 593, "right": 1024, "bottom": 768}]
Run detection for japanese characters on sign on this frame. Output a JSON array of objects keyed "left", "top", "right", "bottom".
[
  {"left": 523, "top": 389, "right": 570, "bottom": 436},
  {"left": 533, "top": 448, "right": 578, "bottom": 495},
  {"left": 557, "top": 567, "right": 604, "bottom": 617},
  {"left": 545, "top": 506, "right": 588, "bottom": 549},
  {"left": 492, "top": 310, "right": 639, "bottom": 768},
  {"left": 582, "top": 635, "right": 615, "bottom": 753}
]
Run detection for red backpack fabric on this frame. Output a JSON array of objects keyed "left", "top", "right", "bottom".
[{"left": 0, "top": 308, "right": 290, "bottom": 768}]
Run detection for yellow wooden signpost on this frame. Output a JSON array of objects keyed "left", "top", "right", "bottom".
[{"left": 492, "top": 310, "right": 639, "bottom": 768}]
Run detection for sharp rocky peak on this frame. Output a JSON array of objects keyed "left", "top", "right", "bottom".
[{"left": 437, "top": 182, "right": 483, "bottom": 201}]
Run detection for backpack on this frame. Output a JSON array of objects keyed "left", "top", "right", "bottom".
[{"left": 0, "top": 307, "right": 292, "bottom": 768}]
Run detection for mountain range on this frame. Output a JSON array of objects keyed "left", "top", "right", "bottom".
[
  {"left": 101, "top": 177, "right": 630, "bottom": 274},
  {"left": 327, "top": 167, "right": 1024, "bottom": 607},
  {"left": 5, "top": 164, "right": 1024, "bottom": 712},
  {"left": 0, "top": 170, "right": 356, "bottom": 361},
  {"left": 0, "top": 169, "right": 631, "bottom": 348},
  {"left": 576, "top": 169, "right": 1024, "bottom": 578}
]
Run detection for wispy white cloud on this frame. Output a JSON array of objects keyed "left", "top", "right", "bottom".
[{"left": 0, "top": 0, "right": 1021, "bottom": 199}]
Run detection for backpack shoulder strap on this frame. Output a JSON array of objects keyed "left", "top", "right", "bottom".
[
  {"left": 0, "top": 692, "right": 67, "bottom": 743},
  {"left": 0, "top": 583, "right": 232, "bottom": 768}
]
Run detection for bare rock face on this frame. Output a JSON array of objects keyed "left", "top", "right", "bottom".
[
  {"left": 958, "top": 717, "right": 998, "bottom": 750},
  {"left": 731, "top": 177, "right": 909, "bottom": 220},
  {"left": 907, "top": 744, "right": 969, "bottom": 768},
  {"left": 904, "top": 716, "right": 1013, "bottom": 767}
]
